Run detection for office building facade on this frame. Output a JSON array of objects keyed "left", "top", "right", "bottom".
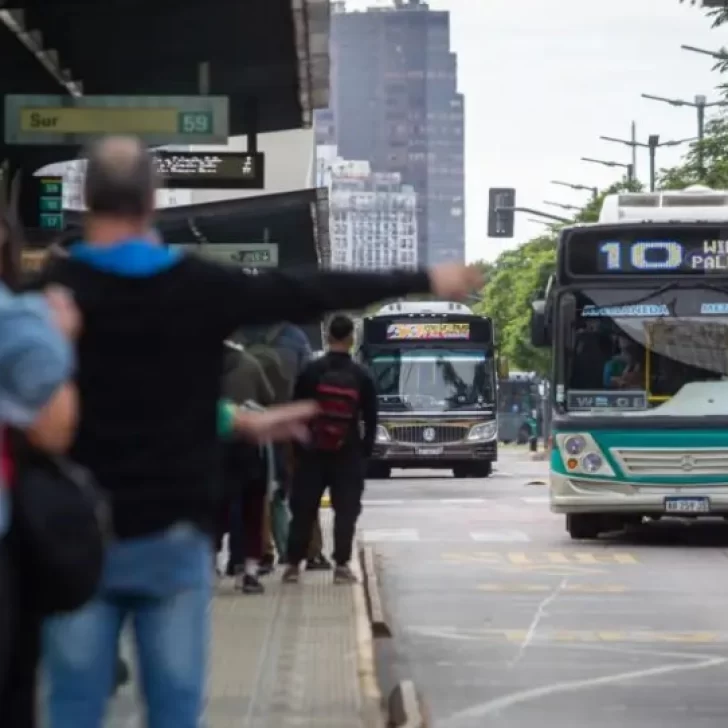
[
  {"left": 323, "top": 0, "right": 464, "bottom": 265},
  {"left": 319, "top": 149, "right": 418, "bottom": 271}
]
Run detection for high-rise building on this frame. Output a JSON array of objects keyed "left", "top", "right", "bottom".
[
  {"left": 319, "top": 148, "right": 418, "bottom": 271},
  {"left": 322, "top": 0, "right": 464, "bottom": 265}
]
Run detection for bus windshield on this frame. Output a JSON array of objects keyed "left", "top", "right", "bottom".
[
  {"left": 366, "top": 348, "right": 495, "bottom": 412},
  {"left": 564, "top": 286, "right": 728, "bottom": 410}
]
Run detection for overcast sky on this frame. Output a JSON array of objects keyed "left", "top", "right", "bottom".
[{"left": 349, "top": 0, "right": 726, "bottom": 262}]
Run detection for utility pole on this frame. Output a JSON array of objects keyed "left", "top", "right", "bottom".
[
  {"left": 600, "top": 134, "right": 696, "bottom": 191},
  {"left": 641, "top": 93, "right": 726, "bottom": 175}
]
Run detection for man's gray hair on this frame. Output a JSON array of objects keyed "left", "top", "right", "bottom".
[{"left": 83, "top": 135, "right": 158, "bottom": 217}]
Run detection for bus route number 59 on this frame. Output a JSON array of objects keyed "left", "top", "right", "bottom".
[{"left": 178, "top": 112, "right": 212, "bottom": 135}]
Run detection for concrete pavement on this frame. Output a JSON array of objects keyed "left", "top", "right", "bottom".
[
  {"left": 106, "top": 510, "right": 381, "bottom": 728},
  {"left": 362, "top": 449, "right": 728, "bottom": 728}
]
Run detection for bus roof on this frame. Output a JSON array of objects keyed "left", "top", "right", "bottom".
[
  {"left": 372, "top": 301, "right": 475, "bottom": 316},
  {"left": 599, "top": 185, "right": 728, "bottom": 223}
]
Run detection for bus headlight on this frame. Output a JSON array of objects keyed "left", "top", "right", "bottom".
[
  {"left": 554, "top": 433, "right": 615, "bottom": 477},
  {"left": 581, "top": 452, "right": 604, "bottom": 474},
  {"left": 375, "top": 425, "right": 390, "bottom": 443},
  {"left": 467, "top": 421, "right": 497, "bottom": 441},
  {"left": 564, "top": 435, "right": 586, "bottom": 456}
]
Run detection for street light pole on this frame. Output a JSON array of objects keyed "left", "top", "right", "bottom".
[
  {"left": 581, "top": 157, "right": 635, "bottom": 182},
  {"left": 600, "top": 134, "right": 697, "bottom": 191},
  {"left": 641, "top": 92, "right": 726, "bottom": 174},
  {"left": 681, "top": 44, "right": 728, "bottom": 62},
  {"left": 550, "top": 180, "right": 599, "bottom": 200},
  {"left": 542, "top": 200, "right": 581, "bottom": 211},
  {"left": 496, "top": 205, "right": 570, "bottom": 223}
]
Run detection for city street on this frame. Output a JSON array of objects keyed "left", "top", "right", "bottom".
[{"left": 362, "top": 449, "right": 728, "bottom": 728}]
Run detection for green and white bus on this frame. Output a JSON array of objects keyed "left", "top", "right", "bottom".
[{"left": 530, "top": 185, "right": 728, "bottom": 539}]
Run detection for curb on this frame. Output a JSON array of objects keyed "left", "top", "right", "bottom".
[
  {"left": 360, "top": 546, "right": 392, "bottom": 638},
  {"left": 387, "top": 680, "right": 429, "bottom": 727},
  {"left": 352, "top": 538, "right": 387, "bottom": 727}
]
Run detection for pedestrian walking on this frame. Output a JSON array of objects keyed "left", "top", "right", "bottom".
[
  {"left": 36, "top": 135, "right": 482, "bottom": 728},
  {"left": 0, "top": 216, "right": 80, "bottom": 728},
  {"left": 283, "top": 315, "right": 378, "bottom": 584},
  {"left": 220, "top": 341, "right": 274, "bottom": 592}
]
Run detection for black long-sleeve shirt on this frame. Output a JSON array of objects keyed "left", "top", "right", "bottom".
[
  {"left": 293, "top": 351, "right": 378, "bottom": 458},
  {"left": 32, "top": 255, "right": 429, "bottom": 537}
]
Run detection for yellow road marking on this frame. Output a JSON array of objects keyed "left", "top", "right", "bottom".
[
  {"left": 441, "top": 551, "right": 639, "bottom": 566},
  {"left": 477, "top": 583, "right": 627, "bottom": 594},
  {"left": 482, "top": 629, "right": 719, "bottom": 644}
]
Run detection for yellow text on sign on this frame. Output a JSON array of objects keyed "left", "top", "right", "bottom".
[
  {"left": 441, "top": 551, "right": 638, "bottom": 566},
  {"left": 20, "top": 108, "right": 181, "bottom": 135}
]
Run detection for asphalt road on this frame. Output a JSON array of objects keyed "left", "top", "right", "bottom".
[{"left": 362, "top": 449, "right": 728, "bottom": 728}]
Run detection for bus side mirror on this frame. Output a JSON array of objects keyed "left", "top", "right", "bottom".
[{"left": 530, "top": 299, "right": 550, "bottom": 348}]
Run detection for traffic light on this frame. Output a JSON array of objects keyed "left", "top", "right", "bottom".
[{"left": 487, "top": 187, "right": 515, "bottom": 238}]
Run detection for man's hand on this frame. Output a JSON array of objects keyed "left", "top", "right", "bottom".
[
  {"left": 429, "top": 264, "right": 484, "bottom": 301},
  {"left": 45, "top": 286, "right": 82, "bottom": 340},
  {"left": 233, "top": 401, "right": 318, "bottom": 444}
]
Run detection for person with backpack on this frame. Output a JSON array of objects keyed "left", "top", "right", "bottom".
[
  {"left": 35, "top": 136, "right": 481, "bottom": 728},
  {"left": 283, "top": 315, "right": 377, "bottom": 585},
  {"left": 0, "top": 215, "right": 80, "bottom": 727}
]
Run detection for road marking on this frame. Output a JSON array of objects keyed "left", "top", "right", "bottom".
[
  {"left": 470, "top": 530, "right": 530, "bottom": 543},
  {"left": 360, "top": 529, "right": 419, "bottom": 542},
  {"left": 360, "top": 497, "right": 553, "bottom": 507},
  {"left": 477, "top": 583, "right": 627, "bottom": 594},
  {"left": 407, "top": 625, "right": 722, "bottom": 645},
  {"left": 441, "top": 551, "right": 639, "bottom": 566},
  {"left": 440, "top": 497, "right": 489, "bottom": 505}
]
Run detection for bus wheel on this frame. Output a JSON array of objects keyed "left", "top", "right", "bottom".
[
  {"left": 516, "top": 425, "right": 530, "bottom": 445},
  {"left": 453, "top": 466, "right": 470, "bottom": 478},
  {"left": 566, "top": 514, "right": 602, "bottom": 540},
  {"left": 473, "top": 462, "right": 492, "bottom": 478}
]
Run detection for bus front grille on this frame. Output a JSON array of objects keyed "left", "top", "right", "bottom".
[
  {"left": 388, "top": 425, "right": 467, "bottom": 445},
  {"left": 611, "top": 448, "right": 728, "bottom": 477}
]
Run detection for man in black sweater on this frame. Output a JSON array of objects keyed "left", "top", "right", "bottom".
[
  {"left": 37, "top": 135, "right": 482, "bottom": 728},
  {"left": 284, "top": 314, "right": 378, "bottom": 584}
]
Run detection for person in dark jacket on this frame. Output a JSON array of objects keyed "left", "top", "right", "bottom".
[
  {"left": 36, "top": 135, "right": 481, "bottom": 728},
  {"left": 220, "top": 341, "right": 274, "bottom": 593},
  {"left": 283, "top": 315, "right": 377, "bottom": 585}
]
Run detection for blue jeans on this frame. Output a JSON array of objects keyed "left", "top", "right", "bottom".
[{"left": 43, "top": 523, "right": 212, "bottom": 728}]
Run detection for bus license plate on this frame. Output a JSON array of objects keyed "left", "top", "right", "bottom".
[
  {"left": 664, "top": 497, "right": 710, "bottom": 514},
  {"left": 416, "top": 447, "right": 443, "bottom": 456}
]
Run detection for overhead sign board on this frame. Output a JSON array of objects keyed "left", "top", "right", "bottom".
[
  {"left": 4, "top": 95, "right": 229, "bottom": 145},
  {"left": 172, "top": 243, "right": 279, "bottom": 271},
  {"left": 153, "top": 152, "right": 265, "bottom": 189}
]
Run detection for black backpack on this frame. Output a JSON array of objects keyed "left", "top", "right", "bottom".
[
  {"left": 311, "top": 366, "right": 360, "bottom": 452},
  {"left": 7, "top": 433, "right": 111, "bottom": 616}
]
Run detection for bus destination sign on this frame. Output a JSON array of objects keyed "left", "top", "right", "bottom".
[
  {"left": 386, "top": 322, "right": 471, "bottom": 340},
  {"left": 153, "top": 152, "right": 264, "bottom": 189},
  {"left": 567, "top": 226, "right": 728, "bottom": 276}
]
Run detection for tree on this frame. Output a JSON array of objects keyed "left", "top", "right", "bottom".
[
  {"left": 659, "top": 113, "right": 728, "bottom": 188},
  {"left": 680, "top": 0, "right": 728, "bottom": 28},
  {"left": 471, "top": 178, "right": 641, "bottom": 377}
]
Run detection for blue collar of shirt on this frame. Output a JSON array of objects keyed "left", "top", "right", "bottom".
[{"left": 69, "top": 238, "right": 181, "bottom": 277}]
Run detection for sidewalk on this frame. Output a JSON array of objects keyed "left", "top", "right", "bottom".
[{"left": 107, "top": 510, "right": 381, "bottom": 727}]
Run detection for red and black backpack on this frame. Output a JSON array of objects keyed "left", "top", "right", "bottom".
[{"left": 310, "top": 366, "right": 360, "bottom": 452}]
